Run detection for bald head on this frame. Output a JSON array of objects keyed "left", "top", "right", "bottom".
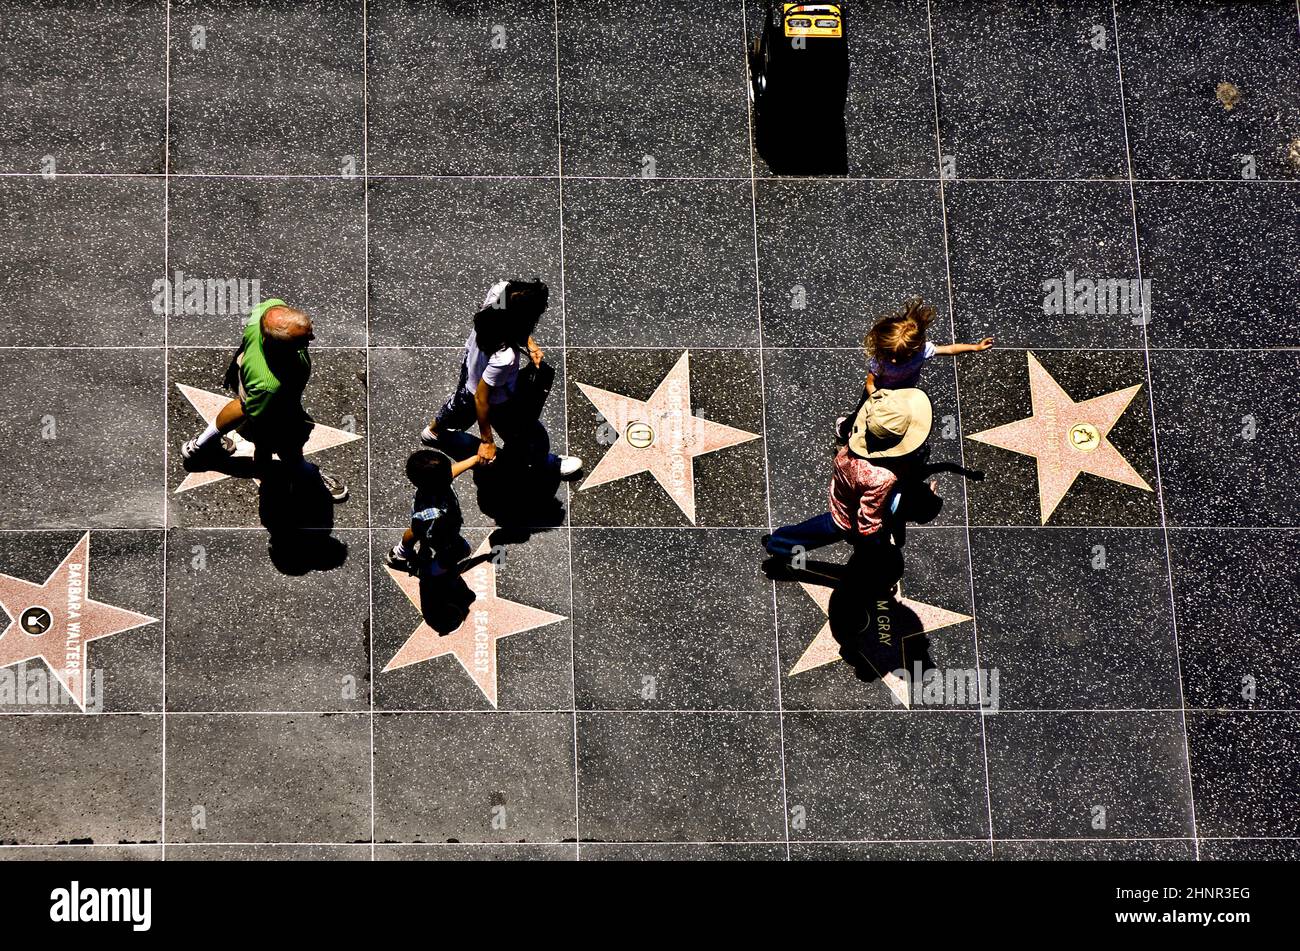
[{"left": 261, "top": 305, "right": 314, "bottom": 346}]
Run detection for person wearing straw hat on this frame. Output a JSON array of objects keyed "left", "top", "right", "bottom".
[{"left": 762, "top": 387, "right": 932, "bottom": 560}]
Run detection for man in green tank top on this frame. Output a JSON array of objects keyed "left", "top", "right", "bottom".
[{"left": 181, "top": 299, "right": 348, "bottom": 502}]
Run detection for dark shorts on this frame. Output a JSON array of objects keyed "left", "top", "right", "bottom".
[
  {"left": 237, "top": 409, "right": 312, "bottom": 457},
  {"left": 433, "top": 384, "right": 510, "bottom": 433},
  {"left": 434, "top": 365, "right": 549, "bottom": 468}
]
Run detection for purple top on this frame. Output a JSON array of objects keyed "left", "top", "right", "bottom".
[{"left": 869, "top": 341, "right": 937, "bottom": 389}]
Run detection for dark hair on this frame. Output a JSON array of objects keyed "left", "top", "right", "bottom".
[
  {"left": 405, "top": 449, "right": 452, "bottom": 488},
  {"left": 473, "top": 279, "right": 549, "bottom": 354}
]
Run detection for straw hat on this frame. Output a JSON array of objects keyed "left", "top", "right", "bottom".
[{"left": 848, "top": 388, "right": 933, "bottom": 459}]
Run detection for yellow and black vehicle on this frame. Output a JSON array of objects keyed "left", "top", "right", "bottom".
[{"left": 748, "top": 2, "right": 849, "bottom": 174}]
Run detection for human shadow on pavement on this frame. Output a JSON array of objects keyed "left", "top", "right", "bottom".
[
  {"left": 765, "top": 543, "right": 936, "bottom": 690},
  {"left": 825, "top": 545, "right": 934, "bottom": 687},
  {"left": 434, "top": 427, "right": 567, "bottom": 545},
  {"left": 256, "top": 462, "right": 349, "bottom": 575},
  {"left": 415, "top": 549, "right": 495, "bottom": 635}
]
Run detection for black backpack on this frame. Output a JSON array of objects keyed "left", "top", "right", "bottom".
[{"left": 511, "top": 358, "right": 555, "bottom": 423}]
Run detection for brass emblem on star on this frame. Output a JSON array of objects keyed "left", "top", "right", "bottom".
[
  {"left": 21, "top": 607, "right": 53, "bottom": 635},
  {"left": 625, "top": 421, "right": 655, "bottom": 449},
  {"left": 1068, "top": 422, "right": 1101, "bottom": 452}
]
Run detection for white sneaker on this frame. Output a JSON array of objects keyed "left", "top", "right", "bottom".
[
  {"left": 558, "top": 455, "right": 583, "bottom": 479},
  {"left": 319, "top": 473, "right": 349, "bottom": 503},
  {"left": 181, "top": 435, "right": 234, "bottom": 462}
]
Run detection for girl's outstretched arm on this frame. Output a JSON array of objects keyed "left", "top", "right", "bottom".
[{"left": 934, "top": 337, "right": 994, "bottom": 356}]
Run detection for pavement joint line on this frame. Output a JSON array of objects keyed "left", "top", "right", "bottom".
[
  {"left": 738, "top": 0, "right": 793, "bottom": 863},
  {"left": 6, "top": 344, "right": 1300, "bottom": 352},
  {"left": 2, "top": 170, "right": 1297, "bottom": 185},
  {"left": 549, "top": 0, "right": 583, "bottom": 859},
  {"left": 362, "top": 0, "right": 376, "bottom": 862},
  {"left": 925, "top": 0, "right": 997, "bottom": 855},
  {"left": 6, "top": 708, "right": 1271, "bottom": 716},
  {"left": 1110, "top": 0, "right": 1201, "bottom": 860},
  {"left": 5, "top": 836, "right": 1289, "bottom": 850},
  {"left": 159, "top": 0, "right": 172, "bottom": 861},
  {"left": 0, "top": 525, "right": 1294, "bottom": 532}
]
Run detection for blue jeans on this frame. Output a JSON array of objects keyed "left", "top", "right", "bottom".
[
  {"left": 766, "top": 494, "right": 901, "bottom": 558},
  {"left": 764, "top": 512, "right": 850, "bottom": 558}
]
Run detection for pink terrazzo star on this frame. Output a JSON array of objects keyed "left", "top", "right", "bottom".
[
  {"left": 966, "top": 352, "right": 1153, "bottom": 524},
  {"left": 575, "top": 351, "right": 760, "bottom": 523},
  {"left": 174, "top": 383, "right": 361, "bottom": 494},
  {"left": 382, "top": 539, "right": 566, "bottom": 708},
  {"left": 0, "top": 534, "right": 157, "bottom": 711}
]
